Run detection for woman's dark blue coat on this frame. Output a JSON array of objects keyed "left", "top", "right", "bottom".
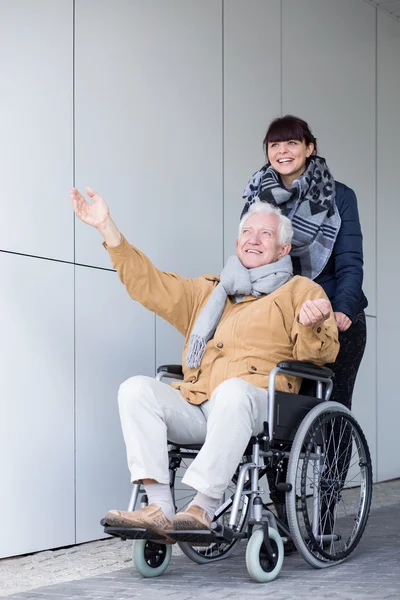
[{"left": 313, "top": 181, "right": 367, "bottom": 323}]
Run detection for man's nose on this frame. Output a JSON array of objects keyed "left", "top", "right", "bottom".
[{"left": 249, "top": 235, "right": 261, "bottom": 244}]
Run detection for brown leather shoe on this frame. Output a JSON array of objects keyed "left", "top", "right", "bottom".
[
  {"left": 104, "top": 503, "right": 175, "bottom": 544},
  {"left": 172, "top": 505, "right": 211, "bottom": 531}
]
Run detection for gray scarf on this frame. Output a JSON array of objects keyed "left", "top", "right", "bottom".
[
  {"left": 186, "top": 254, "right": 293, "bottom": 369},
  {"left": 242, "top": 156, "right": 341, "bottom": 279}
]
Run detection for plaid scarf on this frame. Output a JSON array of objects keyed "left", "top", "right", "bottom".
[{"left": 241, "top": 156, "right": 341, "bottom": 279}]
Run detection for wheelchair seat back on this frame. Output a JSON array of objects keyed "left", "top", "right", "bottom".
[{"left": 271, "top": 389, "right": 323, "bottom": 443}]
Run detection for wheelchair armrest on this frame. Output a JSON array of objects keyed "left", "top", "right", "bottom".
[
  {"left": 157, "top": 364, "right": 184, "bottom": 378},
  {"left": 277, "top": 360, "right": 334, "bottom": 380}
]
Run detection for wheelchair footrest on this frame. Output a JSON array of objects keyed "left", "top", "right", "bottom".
[
  {"left": 165, "top": 529, "right": 219, "bottom": 546},
  {"left": 101, "top": 522, "right": 155, "bottom": 541}
]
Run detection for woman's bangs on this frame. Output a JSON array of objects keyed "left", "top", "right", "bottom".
[{"left": 266, "top": 120, "right": 305, "bottom": 145}]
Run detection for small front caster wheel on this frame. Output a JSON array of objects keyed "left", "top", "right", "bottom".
[
  {"left": 245, "top": 527, "right": 284, "bottom": 583},
  {"left": 132, "top": 539, "right": 172, "bottom": 577}
]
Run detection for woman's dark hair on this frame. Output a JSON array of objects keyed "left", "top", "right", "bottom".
[{"left": 263, "top": 115, "right": 318, "bottom": 156}]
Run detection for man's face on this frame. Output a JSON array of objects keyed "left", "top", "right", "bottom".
[{"left": 236, "top": 212, "right": 291, "bottom": 269}]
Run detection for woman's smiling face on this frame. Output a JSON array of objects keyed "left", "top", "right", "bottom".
[{"left": 267, "top": 139, "right": 314, "bottom": 188}]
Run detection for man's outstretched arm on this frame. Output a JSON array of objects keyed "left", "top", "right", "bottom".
[{"left": 71, "top": 187, "right": 198, "bottom": 336}]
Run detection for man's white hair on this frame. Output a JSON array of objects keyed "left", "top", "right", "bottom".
[{"left": 238, "top": 201, "right": 293, "bottom": 245}]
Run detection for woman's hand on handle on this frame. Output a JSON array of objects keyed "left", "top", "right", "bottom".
[
  {"left": 334, "top": 312, "right": 352, "bottom": 332},
  {"left": 70, "top": 187, "right": 122, "bottom": 248}
]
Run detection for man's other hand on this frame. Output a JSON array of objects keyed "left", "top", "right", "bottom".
[{"left": 298, "top": 298, "right": 332, "bottom": 328}]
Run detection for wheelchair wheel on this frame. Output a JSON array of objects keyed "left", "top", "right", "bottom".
[
  {"left": 245, "top": 528, "right": 284, "bottom": 583},
  {"left": 132, "top": 539, "right": 172, "bottom": 577},
  {"left": 171, "top": 452, "right": 251, "bottom": 563},
  {"left": 286, "top": 402, "right": 372, "bottom": 569}
]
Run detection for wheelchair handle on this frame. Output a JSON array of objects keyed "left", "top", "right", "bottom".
[{"left": 156, "top": 364, "right": 184, "bottom": 381}]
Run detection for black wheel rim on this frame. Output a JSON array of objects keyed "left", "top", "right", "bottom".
[
  {"left": 144, "top": 541, "right": 167, "bottom": 568},
  {"left": 259, "top": 539, "right": 279, "bottom": 572}
]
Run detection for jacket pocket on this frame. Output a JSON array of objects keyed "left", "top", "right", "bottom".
[
  {"left": 246, "top": 358, "right": 297, "bottom": 392},
  {"left": 246, "top": 358, "right": 270, "bottom": 376},
  {"left": 244, "top": 358, "right": 270, "bottom": 390}
]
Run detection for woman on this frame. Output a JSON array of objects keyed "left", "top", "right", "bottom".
[{"left": 241, "top": 115, "right": 367, "bottom": 518}]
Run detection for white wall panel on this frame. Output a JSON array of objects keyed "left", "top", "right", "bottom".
[
  {"left": 74, "top": 0, "right": 223, "bottom": 376},
  {"left": 0, "top": 253, "right": 74, "bottom": 557},
  {"left": 351, "top": 316, "right": 377, "bottom": 480},
  {"left": 0, "top": 0, "right": 73, "bottom": 261},
  {"left": 155, "top": 318, "right": 185, "bottom": 369},
  {"left": 376, "top": 11, "right": 400, "bottom": 482},
  {"left": 74, "top": 0, "right": 222, "bottom": 276},
  {"left": 223, "top": 0, "right": 281, "bottom": 259},
  {"left": 282, "top": 0, "right": 376, "bottom": 316},
  {"left": 75, "top": 265, "right": 155, "bottom": 543}
]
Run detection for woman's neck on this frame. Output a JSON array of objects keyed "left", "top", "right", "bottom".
[{"left": 280, "top": 174, "right": 297, "bottom": 189}]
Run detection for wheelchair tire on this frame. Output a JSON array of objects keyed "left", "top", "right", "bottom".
[
  {"left": 132, "top": 539, "right": 172, "bottom": 577},
  {"left": 286, "top": 402, "right": 372, "bottom": 569},
  {"left": 245, "top": 528, "right": 284, "bottom": 583}
]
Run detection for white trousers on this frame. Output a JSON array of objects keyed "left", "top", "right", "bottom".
[{"left": 118, "top": 376, "right": 269, "bottom": 499}]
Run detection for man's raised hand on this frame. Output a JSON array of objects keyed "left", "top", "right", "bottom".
[
  {"left": 298, "top": 298, "right": 332, "bottom": 329},
  {"left": 70, "top": 187, "right": 110, "bottom": 229},
  {"left": 70, "top": 187, "right": 122, "bottom": 247}
]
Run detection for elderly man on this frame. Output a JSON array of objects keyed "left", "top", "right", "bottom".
[{"left": 71, "top": 187, "right": 339, "bottom": 542}]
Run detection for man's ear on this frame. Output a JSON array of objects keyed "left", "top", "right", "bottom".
[
  {"left": 235, "top": 238, "right": 239, "bottom": 249},
  {"left": 278, "top": 243, "right": 291, "bottom": 259}
]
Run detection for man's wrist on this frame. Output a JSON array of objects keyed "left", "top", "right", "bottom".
[{"left": 98, "top": 217, "right": 122, "bottom": 248}]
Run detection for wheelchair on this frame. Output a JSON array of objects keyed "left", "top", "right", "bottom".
[{"left": 102, "top": 360, "right": 372, "bottom": 583}]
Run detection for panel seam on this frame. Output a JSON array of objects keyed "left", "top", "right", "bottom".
[
  {"left": 280, "top": 0, "right": 283, "bottom": 115},
  {"left": 374, "top": 6, "right": 378, "bottom": 482},
  {"left": 72, "top": 0, "right": 77, "bottom": 545},
  {"left": 222, "top": 0, "right": 225, "bottom": 265}
]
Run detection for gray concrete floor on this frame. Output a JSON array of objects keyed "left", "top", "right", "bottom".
[{"left": 1, "top": 479, "right": 399, "bottom": 599}]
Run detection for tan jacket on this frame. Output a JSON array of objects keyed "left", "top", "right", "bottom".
[{"left": 106, "top": 237, "right": 339, "bottom": 404}]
